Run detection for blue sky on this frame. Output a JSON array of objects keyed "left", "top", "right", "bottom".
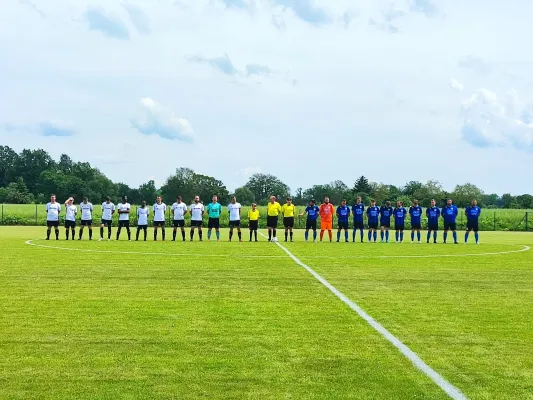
[{"left": 1, "top": 0, "right": 532, "bottom": 194}]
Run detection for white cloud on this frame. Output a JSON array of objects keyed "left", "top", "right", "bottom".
[{"left": 450, "top": 77, "right": 464, "bottom": 92}]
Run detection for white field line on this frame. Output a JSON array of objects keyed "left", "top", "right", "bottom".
[{"left": 259, "top": 232, "right": 468, "bottom": 400}]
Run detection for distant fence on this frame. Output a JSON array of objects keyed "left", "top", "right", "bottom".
[{"left": 0, "top": 204, "right": 532, "bottom": 231}]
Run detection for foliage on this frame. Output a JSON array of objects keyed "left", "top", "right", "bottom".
[
  {"left": 244, "top": 173, "right": 290, "bottom": 205},
  {"left": 353, "top": 176, "right": 372, "bottom": 197}
]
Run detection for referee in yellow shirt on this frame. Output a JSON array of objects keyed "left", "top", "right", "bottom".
[
  {"left": 267, "top": 195, "right": 281, "bottom": 241},
  {"left": 247, "top": 203, "right": 260, "bottom": 242},
  {"left": 281, "top": 197, "right": 296, "bottom": 242}
]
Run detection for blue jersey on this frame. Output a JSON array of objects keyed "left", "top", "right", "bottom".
[
  {"left": 336, "top": 205, "right": 350, "bottom": 223},
  {"left": 409, "top": 206, "right": 423, "bottom": 225},
  {"left": 380, "top": 206, "right": 393, "bottom": 225},
  {"left": 426, "top": 206, "right": 441, "bottom": 225},
  {"left": 352, "top": 204, "right": 365, "bottom": 222},
  {"left": 465, "top": 206, "right": 481, "bottom": 221},
  {"left": 305, "top": 205, "right": 320, "bottom": 221},
  {"left": 393, "top": 207, "right": 407, "bottom": 224},
  {"left": 367, "top": 206, "right": 380, "bottom": 224},
  {"left": 442, "top": 205, "right": 458, "bottom": 223}
]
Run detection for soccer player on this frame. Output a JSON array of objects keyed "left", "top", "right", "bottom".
[
  {"left": 281, "top": 197, "right": 296, "bottom": 242},
  {"left": 100, "top": 196, "right": 115, "bottom": 241},
  {"left": 190, "top": 196, "right": 205, "bottom": 241},
  {"left": 171, "top": 196, "right": 188, "bottom": 241},
  {"left": 206, "top": 195, "right": 222, "bottom": 242},
  {"left": 78, "top": 197, "right": 93, "bottom": 240},
  {"left": 465, "top": 199, "right": 481, "bottom": 244},
  {"left": 426, "top": 199, "right": 440, "bottom": 243},
  {"left": 267, "top": 195, "right": 281, "bottom": 242},
  {"left": 409, "top": 199, "right": 423, "bottom": 243},
  {"left": 45, "top": 194, "right": 61, "bottom": 240},
  {"left": 299, "top": 199, "right": 319, "bottom": 242},
  {"left": 367, "top": 200, "right": 380, "bottom": 243},
  {"left": 442, "top": 199, "right": 459, "bottom": 244},
  {"left": 352, "top": 197, "right": 365, "bottom": 242},
  {"left": 319, "top": 197, "right": 335, "bottom": 242},
  {"left": 228, "top": 196, "right": 242, "bottom": 242},
  {"left": 336, "top": 199, "right": 350, "bottom": 242},
  {"left": 248, "top": 203, "right": 260, "bottom": 242},
  {"left": 393, "top": 201, "right": 407, "bottom": 243},
  {"left": 64, "top": 197, "right": 77, "bottom": 240},
  {"left": 380, "top": 201, "right": 393, "bottom": 243},
  {"left": 116, "top": 196, "right": 131, "bottom": 241},
  {"left": 136, "top": 201, "right": 149, "bottom": 241},
  {"left": 153, "top": 196, "right": 167, "bottom": 241}
]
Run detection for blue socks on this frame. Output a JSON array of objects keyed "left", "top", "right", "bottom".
[
  {"left": 465, "top": 232, "right": 469, "bottom": 243},
  {"left": 417, "top": 232, "right": 421, "bottom": 242},
  {"left": 313, "top": 231, "right": 317, "bottom": 241},
  {"left": 368, "top": 231, "right": 372, "bottom": 242},
  {"left": 216, "top": 231, "right": 220, "bottom": 240},
  {"left": 208, "top": 231, "right": 212, "bottom": 240},
  {"left": 373, "top": 231, "right": 377, "bottom": 242},
  {"left": 305, "top": 231, "right": 309, "bottom": 241},
  {"left": 360, "top": 229, "right": 364, "bottom": 242},
  {"left": 475, "top": 232, "right": 479, "bottom": 243},
  {"left": 411, "top": 232, "right": 415, "bottom": 241},
  {"left": 345, "top": 231, "right": 349, "bottom": 242},
  {"left": 381, "top": 231, "right": 384, "bottom": 241},
  {"left": 453, "top": 231, "right": 457, "bottom": 243},
  {"left": 395, "top": 231, "right": 399, "bottom": 242},
  {"left": 443, "top": 232, "right": 448, "bottom": 243},
  {"left": 337, "top": 231, "right": 341, "bottom": 241},
  {"left": 385, "top": 231, "right": 389, "bottom": 242}
]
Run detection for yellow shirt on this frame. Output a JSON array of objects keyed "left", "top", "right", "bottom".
[
  {"left": 267, "top": 202, "right": 282, "bottom": 216},
  {"left": 248, "top": 209, "right": 260, "bottom": 221},
  {"left": 281, "top": 204, "right": 295, "bottom": 217}
]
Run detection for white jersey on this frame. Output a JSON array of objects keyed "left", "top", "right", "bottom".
[
  {"left": 171, "top": 202, "right": 187, "bottom": 220},
  {"left": 46, "top": 202, "right": 61, "bottom": 221},
  {"left": 228, "top": 202, "right": 242, "bottom": 221},
  {"left": 190, "top": 203, "right": 204, "bottom": 221},
  {"left": 153, "top": 203, "right": 167, "bottom": 222},
  {"left": 65, "top": 204, "right": 77, "bottom": 221},
  {"left": 117, "top": 202, "right": 131, "bottom": 221},
  {"left": 101, "top": 202, "right": 115, "bottom": 220},
  {"left": 137, "top": 207, "right": 149, "bottom": 226},
  {"left": 80, "top": 202, "right": 93, "bottom": 220}
]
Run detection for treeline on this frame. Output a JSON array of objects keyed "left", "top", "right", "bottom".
[{"left": 1, "top": 146, "right": 532, "bottom": 209}]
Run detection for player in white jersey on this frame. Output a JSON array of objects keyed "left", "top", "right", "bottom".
[
  {"left": 45, "top": 194, "right": 61, "bottom": 240},
  {"left": 116, "top": 196, "right": 131, "bottom": 240},
  {"left": 78, "top": 197, "right": 94, "bottom": 240},
  {"left": 189, "top": 195, "right": 205, "bottom": 241},
  {"left": 153, "top": 195, "right": 167, "bottom": 241},
  {"left": 227, "top": 196, "right": 242, "bottom": 242},
  {"left": 171, "top": 196, "right": 188, "bottom": 241},
  {"left": 100, "top": 196, "right": 115, "bottom": 241},
  {"left": 64, "top": 197, "right": 78, "bottom": 240},
  {"left": 136, "top": 201, "right": 149, "bottom": 241}
]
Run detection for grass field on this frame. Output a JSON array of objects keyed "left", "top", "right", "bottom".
[{"left": 1, "top": 227, "right": 533, "bottom": 399}]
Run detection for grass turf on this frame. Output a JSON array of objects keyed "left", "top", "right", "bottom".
[{"left": 1, "top": 227, "right": 532, "bottom": 399}]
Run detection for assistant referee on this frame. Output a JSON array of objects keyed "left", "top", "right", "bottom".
[{"left": 267, "top": 195, "right": 281, "bottom": 242}]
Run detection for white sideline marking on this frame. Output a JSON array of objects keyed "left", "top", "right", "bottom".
[{"left": 260, "top": 232, "right": 468, "bottom": 400}]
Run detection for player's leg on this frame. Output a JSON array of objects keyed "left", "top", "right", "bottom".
[
  {"left": 373, "top": 227, "right": 377, "bottom": 242},
  {"left": 79, "top": 224, "right": 84, "bottom": 240},
  {"left": 411, "top": 229, "right": 415, "bottom": 243},
  {"left": 107, "top": 221, "right": 112, "bottom": 240},
  {"left": 427, "top": 228, "right": 431, "bottom": 243},
  {"left": 395, "top": 228, "right": 399, "bottom": 242},
  {"left": 399, "top": 226, "right": 404, "bottom": 242},
  {"left": 229, "top": 225, "right": 234, "bottom": 241},
  {"left": 344, "top": 226, "right": 349, "bottom": 242},
  {"left": 190, "top": 224, "right": 195, "bottom": 241},
  {"left": 54, "top": 222, "right": 59, "bottom": 240},
  {"left": 71, "top": 222, "right": 76, "bottom": 241},
  {"left": 116, "top": 221, "right": 122, "bottom": 240},
  {"left": 237, "top": 224, "right": 242, "bottom": 242},
  {"left": 126, "top": 221, "right": 131, "bottom": 240},
  {"left": 464, "top": 223, "right": 470, "bottom": 243},
  {"left": 173, "top": 225, "right": 177, "bottom": 241},
  {"left": 88, "top": 222, "right": 93, "bottom": 240},
  {"left": 352, "top": 225, "right": 357, "bottom": 242},
  {"left": 143, "top": 226, "right": 147, "bottom": 241},
  {"left": 65, "top": 222, "right": 70, "bottom": 240},
  {"left": 360, "top": 222, "right": 364, "bottom": 243},
  {"left": 452, "top": 223, "right": 458, "bottom": 244},
  {"left": 312, "top": 222, "right": 317, "bottom": 242},
  {"left": 474, "top": 223, "right": 479, "bottom": 244},
  {"left": 46, "top": 222, "right": 52, "bottom": 240},
  {"left": 100, "top": 222, "right": 104, "bottom": 240},
  {"left": 443, "top": 226, "right": 448, "bottom": 243},
  {"left": 135, "top": 226, "right": 140, "bottom": 241},
  {"left": 215, "top": 220, "right": 220, "bottom": 241},
  {"left": 328, "top": 226, "right": 333, "bottom": 242},
  {"left": 154, "top": 224, "right": 158, "bottom": 241},
  {"left": 180, "top": 222, "right": 186, "bottom": 241},
  {"left": 380, "top": 226, "right": 385, "bottom": 242},
  {"left": 416, "top": 228, "right": 421, "bottom": 243},
  {"left": 284, "top": 220, "right": 289, "bottom": 242},
  {"left": 161, "top": 222, "right": 166, "bottom": 241},
  {"left": 368, "top": 226, "right": 372, "bottom": 242},
  {"left": 249, "top": 225, "right": 253, "bottom": 242},
  {"left": 337, "top": 225, "right": 342, "bottom": 242}
]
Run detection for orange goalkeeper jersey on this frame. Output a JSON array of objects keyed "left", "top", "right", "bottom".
[{"left": 319, "top": 203, "right": 335, "bottom": 222}]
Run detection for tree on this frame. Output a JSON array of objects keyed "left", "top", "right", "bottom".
[
  {"left": 244, "top": 173, "right": 290, "bottom": 204},
  {"left": 293, "top": 187, "right": 304, "bottom": 205},
  {"left": 401, "top": 181, "right": 423, "bottom": 197},
  {"left": 14, "top": 149, "right": 55, "bottom": 194},
  {"left": 193, "top": 174, "right": 229, "bottom": 204},
  {"left": 412, "top": 180, "right": 444, "bottom": 206},
  {"left": 501, "top": 193, "right": 519, "bottom": 209},
  {"left": 233, "top": 187, "right": 255, "bottom": 205},
  {"left": 0, "top": 145, "right": 19, "bottom": 187},
  {"left": 58, "top": 154, "right": 74, "bottom": 174},
  {"left": 452, "top": 183, "right": 484, "bottom": 208},
  {"left": 353, "top": 176, "right": 371, "bottom": 196},
  {"left": 0, "top": 178, "right": 34, "bottom": 204},
  {"left": 138, "top": 180, "right": 159, "bottom": 202},
  {"left": 516, "top": 194, "right": 533, "bottom": 209},
  {"left": 161, "top": 168, "right": 228, "bottom": 204}
]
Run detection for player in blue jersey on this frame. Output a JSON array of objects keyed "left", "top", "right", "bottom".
[
  {"left": 426, "top": 199, "right": 440, "bottom": 243},
  {"left": 465, "top": 199, "right": 481, "bottom": 244},
  {"left": 336, "top": 200, "right": 351, "bottom": 242},
  {"left": 380, "top": 201, "right": 393, "bottom": 243},
  {"left": 409, "top": 199, "right": 423, "bottom": 243},
  {"left": 393, "top": 201, "right": 407, "bottom": 243},
  {"left": 300, "top": 199, "right": 320, "bottom": 242},
  {"left": 366, "top": 200, "right": 380, "bottom": 243},
  {"left": 351, "top": 196, "right": 365, "bottom": 242},
  {"left": 442, "top": 199, "right": 459, "bottom": 244}
]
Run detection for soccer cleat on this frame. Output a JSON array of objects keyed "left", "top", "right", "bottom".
[{"left": 46, "top": 238, "right": 50, "bottom": 241}]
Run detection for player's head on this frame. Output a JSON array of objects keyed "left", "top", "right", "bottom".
[
  {"left": 371, "top": 199, "right": 376, "bottom": 206},
  {"left": 286, "top": 197, "right": 292, "bottom": 204},
  {"left": 385, "top": 201, "right": 391, "bottom": 207},
  {"left": 106, "top": 196, "right": 111, "bottom": 203},
  {"left": 83, "top": 196, "right": 88, "bottom": 204},
  {"left": 356, "top": 196, "right": 361, "bottom": 204},
  {"left": 212, "top": 195, "right": 218, "bottom": 203},
  {"left": 50, "top": 194, "right": 56, "bottom": 202},
  {"left": 472, "top": 199, "right": 477, "bottom": 206},
  {"left": 309, "top": 199, "right": 316, "bottom": 206},
  {"left": 447, "top": 199, "right": 453, "bottom": 206},
  {"left": 141, "top": 200, "right": 146, "bottom": 207},
  {"left": 177, "top": 196, "right": 182, "bottom": 203},
  {"left": 413, "top": 199, "right": 419, "bottom": 206},
  {"left": 341, "top": 199, "right": 346, "bottom": 206},
  {"left": 67, "top": 197, "right": 73, "bottom": 204},
  {"left": 122, "top": 195, "right": 128, "bottom": 203},
  {"left": 324, "top": 197, "right": 330, "bottom": 204},
  {"left": 231, "top": 196, "right": 236, "bottom": 204},
  {"left": 269, "top": 195, "right": 276, "bottom": 203},
  {"left": 156, "top": 195, "right": 162, "bottom": 204},
  {"left": 397, "top": 201, "right": 403, "bottom": 207},
  {"left": 194, "top": 195, "right": 200, "bottom": 203},
  {"left": 251, "top": 202, "right": 257, "bottom": 210},
  {"left": 431, "top": 199, "right": 436, "bottom": 207}
]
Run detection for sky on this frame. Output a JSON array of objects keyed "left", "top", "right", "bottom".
[{"left": 1, "top": 0, "right": 532, "bottom": 195}]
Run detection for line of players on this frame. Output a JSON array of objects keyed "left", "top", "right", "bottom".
[{"left": 43, "top": 194, "right": 482, "bottom": 244}]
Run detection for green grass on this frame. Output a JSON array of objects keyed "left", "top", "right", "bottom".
[{"left": 1, "top": 227, "right": 533, "bottom": 399}]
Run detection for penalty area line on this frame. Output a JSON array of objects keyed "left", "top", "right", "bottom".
[{"left": 259, "top": 232, "right": 468, "bottom": 400}]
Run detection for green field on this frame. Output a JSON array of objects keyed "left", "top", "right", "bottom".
[{"left": 1, "top": 227, "right": 532, "bottom": 399}]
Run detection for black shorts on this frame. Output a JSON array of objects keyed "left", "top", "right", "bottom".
[
  {"left": 306, "top": 219, "right": 317, "bottom": 230},
  {"left": 380, "top": 221, "right": 390, "bottom": 228},
  {"left": 428, "top": 223, "right": 439, "bottom": 231},
  {"left": 153, "top": 220, "right": 165, "bottom": 227},
  {"left": 81, "top": 219, "right": 92, "bottom": 226},
  {"left": 173, "top": 220, "right": 185, "bottom": 228},
  {"left": 208, "top": 218, "right": 220, "bottom": 229},
  {"left": 444, "top": 221, "right": 457, "bottom": 231},
  {"left": 64, "top": 220, "right": 76, "bottom": 228},
  {"left": 267, "top": 216, "right": 278, "bottom": 228},
  {"left": 395, "top": 224, "right": 405, "bottom": 231},
  {"left": 118, "top": 220, "right": 130, "bottom": 228},
  {"left": 101, "top": 219, "right": 112, "bottom": 227},
  {"left": 47, "top": 220, "right": 59, "bottom": 228},
  {"left": 411, "top": 223, "right": 422, "bottom": 230},
  {"left": 338, "top": 221, "right": 349, "bottom": 230},
  {"left": 354, "top": 221, "right": 364, "bottom": 230},
  {"left": 466, "top": 220, "right": 479, "bottom": 232},
  {"left": 191, "top": 220, "right": 203, "bottom": 227},
  {"left": 283, "top": 217, "right": 294, "bottom": 228},
  {"left": 249, "top": 220, "right": 258, "bottom": 230},
  {"left": 137, "top": 224, "right": 147, "bottom": 230},
  {"left": 229, "top": 220, "right": 241, "bottom": 228},
  {"left": 368, "top": 222, "right": 378, "bottom": 230}
]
